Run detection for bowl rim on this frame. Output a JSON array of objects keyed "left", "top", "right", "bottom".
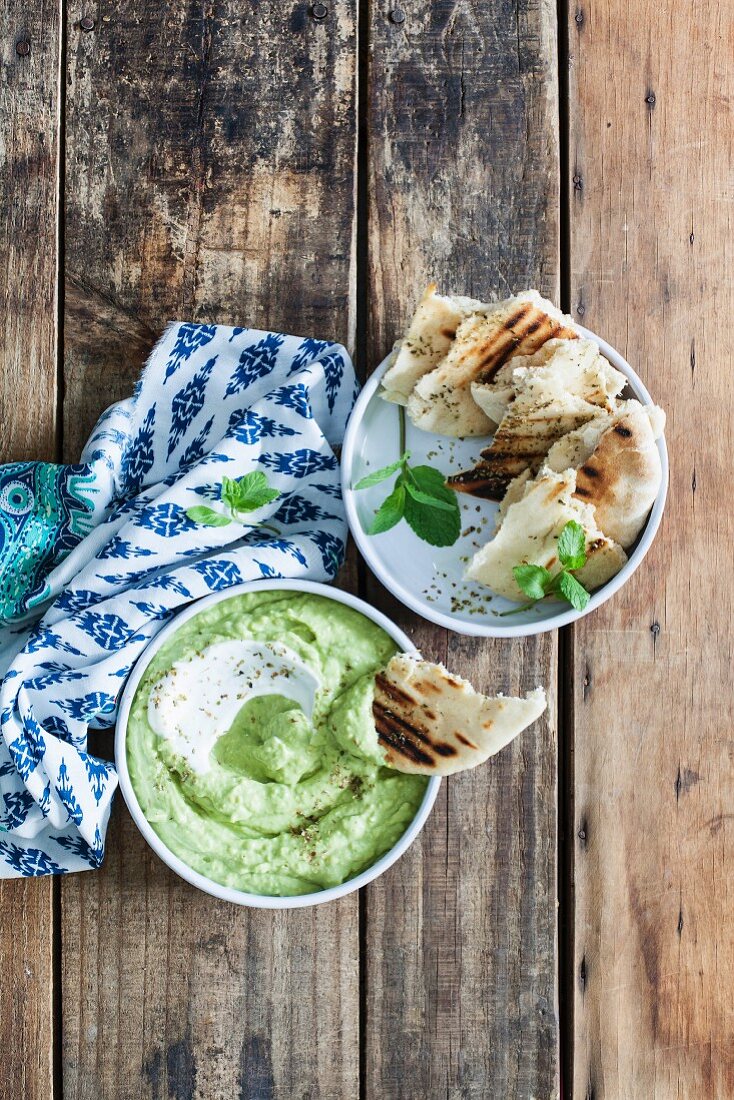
[
  {"left": 341, "top": 323, "right": 669, "bottom": 637},
  {"left": 115, "top": 579, "right": 441, "bottom": 909}
]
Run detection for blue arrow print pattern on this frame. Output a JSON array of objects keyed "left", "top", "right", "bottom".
[{"left": 0, "top": 322, "right": 357, "bottom": 876}]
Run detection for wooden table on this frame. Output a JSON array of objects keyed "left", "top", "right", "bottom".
[{"left": 1, "top": 1, "right": 730, "bottom": 1096}]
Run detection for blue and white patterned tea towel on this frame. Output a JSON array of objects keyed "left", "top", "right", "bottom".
[{"left": 0, "top": 322, "right": 357, "bottom": 876}]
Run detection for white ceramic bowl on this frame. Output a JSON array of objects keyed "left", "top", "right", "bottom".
[
  {"left": 115, "top": 579, "right": 441, "bottom": 909},
  {"left": 341, "top": 325, "right": 668, "bottom": 637}
]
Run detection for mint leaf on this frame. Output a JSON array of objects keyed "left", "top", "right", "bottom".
[
  {"left": 508, "top": 522, "right": 592, "bottom": 614},
  {"left": 556, "top": 570, "right": 591, "bottom": 611},
  {"left": 513, "top": 563, "right": 552, "bottom": 601},
  {"left": 404, "top": 464, "right": 461, "bottom": 545},
  {"left": 557, "top": 520, "right": 587, "bottom": 570},
  {"left": 404, "top": 488, "right": 461, "bottom": 547},
  {"left": 368, "top": 484, "right": 406, "bottom": 534},
  {"left": 354, "top": 454, "right": 409, "bottom": 490},
  {"left": 353, "top": 438, "right": 460, "bottom": 547},
  {"left": 409, "top": 464, "right": 454, "bottom": 502},
  {"left": 186, "top": 506, "right": 232, "bottom": 528},
  {"left": 227, "top": 471, "right": 280, "bottom": 513},
  {"left": 404, "top": 480, "right": 456, "bottom": 512},
  {"left": 220, "top": 476, "right": 240, "bottom": 510}
]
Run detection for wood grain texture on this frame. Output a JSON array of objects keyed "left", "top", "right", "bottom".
[
  {"left": 62, "top": 804, "right": 359, "bottom": 1100},
  {"left": 61, "top": 4, "right": 359, "bottom": 1097},
  {"left": 63, "top": 0, "right": 357, "bottom": 455},
  {"left": 363, "top": 2, "right": 561, "bottom": 1096},
  {"left": 0, "top": 879, "right": 55, "bottom": 1100},
  {"left": 0, "top": 2, "right": 60, "bottom": 1098},
  {"left": 568, "top": 1, "right": 734, "bottom": 1096},
  {"left": 0, "top": 0, "right": 60, "bottom": 462}
]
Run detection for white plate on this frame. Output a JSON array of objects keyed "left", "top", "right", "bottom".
[
  {"left": 116, "top": 580, "right": 440, "bottom": 909},
  {"left": 341, "top": 326, "right": 668, "bottom": 637}
]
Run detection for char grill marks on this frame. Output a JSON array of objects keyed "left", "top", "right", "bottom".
[
  {"left": 373, "top": 672, "right": 458, "bottom": 770},
  {"left": 474, "top": 304, "right": 577, "bottom": 384},
  {"left": 575, "top": 459, "right": 608, "bottom": 502},
  {"left": 446, "top": 463, "right": 516, "bottom": 501},
  {"left": 447, "top": 425, "right": 564, "bottom": 500}
]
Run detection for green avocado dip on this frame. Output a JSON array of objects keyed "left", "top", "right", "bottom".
[{"left": 126, "top": 590, "right": 428, "bottom": 896}]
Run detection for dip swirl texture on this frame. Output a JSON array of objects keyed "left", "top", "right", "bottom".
[{"left": 127, "top": 591, "right": 428, "bottom": 896}]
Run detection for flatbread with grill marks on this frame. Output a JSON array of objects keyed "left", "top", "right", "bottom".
[
  {"left": 380, "top": 284, "right": 484, "bottom": 406},
  {"left": 405, "top": 290, "right": 577, "bottom": 437},
  {"left": 446, "top": 391, "right": 605, "bottom": 500},
  {"left": 465, "top": 466, "right": 627, "bottom": 600},
  {"left": 373, "top": 654, "right": 547, "bottom": 776},
  {"left": 447, "top": 339, "right": 628, "bottom": 500},
  {"left": 545, "top": 400, "right": 665, "bottom": 547},
  {"left": 470, "top": 337, "right": 626, "bottom": 426}
]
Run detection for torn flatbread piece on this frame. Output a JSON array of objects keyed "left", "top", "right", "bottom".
[
  {"left": 543, "top": 412, "right": 615, "bottom": 471},
  {"left": 380, "top": 284, "right": 483, "bottom": 405},
  {"left": 448, "top": 339, "right": 629, "bottom": 500},
  {"left": 545, "top": 400, "right": 666, "bottom": 547},
  {"left": 447, "top": 392, "right": 606, "bottom": 501},
  {"left": 373, "top": 654, "right": 547, "bottom": 776},
  {"left": 471, "top": 337, "right": 626, "bottom": 426},
  {"left": 406, "top": 290, "right": 577, "bottom": 437},
  {"left": 495, "top": 469, "right": 532, "bottom": 527},
  {"left": 465, "top": 467, "right": 627, "bottom": 601}
]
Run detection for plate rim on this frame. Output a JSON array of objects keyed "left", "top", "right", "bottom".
[{"left": 341, "top": 323, "right": 669, "bottom": 637}]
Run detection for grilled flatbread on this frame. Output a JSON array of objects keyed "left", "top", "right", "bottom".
[
  {"left": 544, "top": 412, "right": 614, "bottom": 471},
  {"left": 546, "top": 400, "right": 665, "bottom": 548},
  {"left": 471, "top": 337, "right": 626, "bottom": 426},
  {"left": 447, "top": 391, "right": 605, "bottom": 501},
  {"left": 373, "top": 654, "right": 547, "bottom": 776},
  {"left": 465, "top": 467, "right": 627, "bottom": 601},
  {"left": 495, "top": 469, "right": 532, "bottom": 527},
  {"left": 406, "top": 290, "right": 577, "bottom": 437},
  {"left": 448, "top": 339, "right": 628, "bottom": 500},
  {"left": 380, "top": 284, "right": 483, "bottom": 405}
]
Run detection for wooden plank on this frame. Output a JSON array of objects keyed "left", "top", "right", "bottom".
[
  {"left": 567, "top": 2, "right": 734, "bottom": 1095},
  {"left": 363, "top": 3, "right": 561, "bottom": 1096},
  {"left": 0, "top": 881, "right": 55, "bottom": 1100},
  {"left": 0, "top": 1, "right": 60, "bottom": 1097},
  {"left": 61, "top": 4, "right": 359, "bottom": 1097},
  {"left": 0, "top": 1, "right": 59, "bottom": 457}
]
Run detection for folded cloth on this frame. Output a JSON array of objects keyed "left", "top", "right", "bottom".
[{"left": 0, "top": 323, "right": 357, "bottom": 876}]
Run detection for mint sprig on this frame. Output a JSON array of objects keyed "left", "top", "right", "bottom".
[
  {"left": 186, "top": 471, "right": 281, "bottom": 531},
  {"left": 354, "top": 451, "right": 461, "bottom": 547},
  {"left": 354, "top": 402, "right": 461, "bottom": 552},
  {"left": 501, "top": 520, "right": 591, "bottom": 615}
]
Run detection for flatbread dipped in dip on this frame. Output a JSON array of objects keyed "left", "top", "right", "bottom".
[
  {"left": 373, "top": 653, "right": 547, "bottom": 776},
  {"left": 127, "top": 590, "right": 431, "bottom": 897}
]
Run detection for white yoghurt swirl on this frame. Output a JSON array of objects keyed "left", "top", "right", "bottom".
[{"left": 147, "top": 639, "right": 322, "bottom": 773}]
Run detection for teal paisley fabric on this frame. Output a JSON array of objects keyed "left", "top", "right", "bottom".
[{"left": 0, "top": 462, "right": 97, "bottom": 625}]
